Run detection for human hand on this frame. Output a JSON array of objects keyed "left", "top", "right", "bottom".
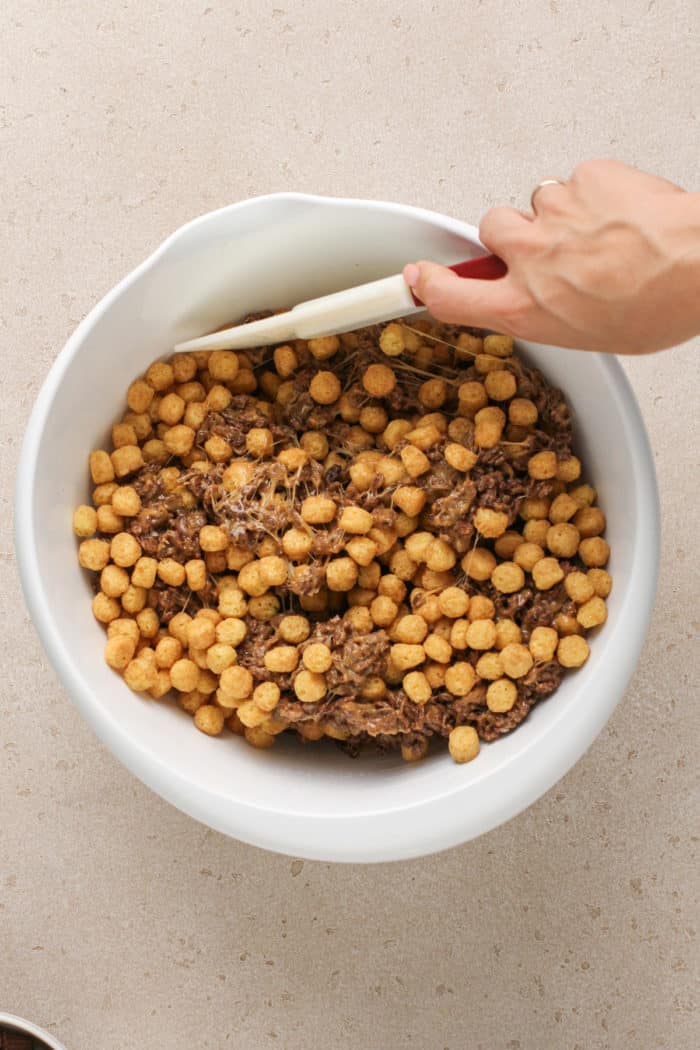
[{"left": 404, "top": 160, "right": 700, "bottom": 353}]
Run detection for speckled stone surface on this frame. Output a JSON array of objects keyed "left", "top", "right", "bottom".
[{"left": 1, "top": 2, "right": 698, "bottom": 1048}]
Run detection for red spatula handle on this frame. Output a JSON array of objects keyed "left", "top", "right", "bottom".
[{"left": 410, "top": 254, "right": 506, "bottom": 306}]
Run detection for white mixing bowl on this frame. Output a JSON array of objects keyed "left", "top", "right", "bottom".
[{"left": 15, "top": 194, "right": 659, "bottom": 862}]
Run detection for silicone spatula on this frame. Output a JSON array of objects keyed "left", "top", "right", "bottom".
[{"left": 173, "top": 254, "right": 506, "bottom": 353}]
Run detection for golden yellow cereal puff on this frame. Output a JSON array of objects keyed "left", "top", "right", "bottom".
[
  {"left": 510, "top": 542, "right": 541, "bottom": 574},
  {"left": 423, "top": 633, "right": 452, "bottom": 663},
  {"left": 111, "top": 422, "right": 137, "bottom": 449},
  {"left": 405, "top": 424, "right": 442, "bottom": 451},
  {"left": 379, "top": 322, "right": 405, "bottom": 356},
  {"left": 385, "top": 548, "right": 414, "bottom": 582},
  {"left": 500, "top": 642, "right": 533, "bottom": 679},
  {"left": 360, "top": 364, "right": 397, "bottom": 401},
  {"left": 445, "top": 662, "right": 477, "bottom": 697},
  {"left": 528, "top": 626, "right": 559, "bottom": 664},
  {"left": 136, "top": 608, "right": 159, "bottom": 639},
  {"left": 141, "top": 438, "right": 168, "bottom": 464},
  {"left": 157, "top": 392, "right": 185, "bottom": 425},
  {"left": 185, "top": 617, "right": 215, "bottom": 651},
  {"left": 557, "top": 634, "right": 590, "bottom": 668},
  {"left": 154, "top": 636, "right": 182, "bottom": 669},
  {"left": 508, "top": 398, "right": 538, "bottom": 427},
  {"left": 556, "top": 456, "right": 581, "bottom": 483},
  {"left": 402, "top": 671, "right": 432, "bottom": 705},
  {"left": 587, "top": 568, "right": 612, "bottom": 598},
  {"left": 449, "top": 619, "right": 470, "bottom": 650},
  {"left": 264, "top": 646, "right": 299, "bottom": 673},
  {"left": 336, "top": 506, "right": 372, "bottom": 536},
  {"left": 453, "top": 332, "right": 483, "bottom": 359},
  {"left": 272, "top": 344, "right": 298, "bottom": 378},
  {"left": 100, "top": 564, "right": 130, "bottom": 598},
  {"left": 344, "top": 605, "right": 373, "bottom": 634},
  {"left": 393, "top": 615, "right": 429, "bottom": 645},
  {"left": 475, "top": 651, "right": 503, "bottom": 680},
  {"left": 400, "top": 444, "right": 431, "bottom": 478},
  {"left": 243, "top": 726, "right": 276, "bottom": 749},
  {"left": 421, "top": 412, "right": 448, "bottom": 433},
  {"left": 123, "top": 658, "right": 158, "bottom": 692},
  {"left": 299, "top": 432, "right": 329, "bottom": 462},
  {"left": 390, "top": 485, "right": 424, "bottom": 518},
  {"left": 110, "top": 445, "right": 144, "bottom": 480},
  {"left": 475, "top": 352, "right": 506, "bottom": 374},
  {"left": 302, "top": 643, "right": 333, "bottom": 674},
  {"left": 293, "top": 669, "right": 327, "bottom": 703},
  {"left": 148, "top": 670, "right": 172, "bottom": 700},
  {"left": 104, "top": 634, "right": 136, "bottom": 671},
  {"left": 300, "top": 495, "right": 337, "bottom": 525},
  {"left": 207, "top": 350, "right": 239, "bottom": 382},
  {"left": 578, "top": 536, "right": 610, "bottom": 568},
  {"left": 546, "top": 523, "right": 580, "bottom": 558},
  {"left": 486, "top": 678, "right": 518, "bottom": 713},
  {"left": 484, "top": 369, "right": 517, "bottom": 401},
  {"left": 520, "top": 497, "right": 551, "bottom": 522},
  {"left": 390, "top": 643, "right": 426, "bottom": 672},
  {"left": 461, "top": 547, "right": 497, "bottom": 581},
  {"left": 238, "top": 561, "right": 269, "bottom": 597},
  {"left": 564, "top": 571, "right": 595, "bottom": 604},
  {"left": 465, "top": 618, "right": 496, "bottom": 650},
  {"left": 326, "top": 557, "right": 359, "bottom": 592},
  {"left": 193, "top": 704, "right": 225, "bottom": 736},
  {"left": 573, "top": 506, "right": 606, "bottom": 538},
  {"left": 111, "top": 486, "right": 141, "bottom": 517},
  {"left": 197, "top": 525, "right": 227, "bottom": 553},
  {"left": 420, "top": 539, "right": 453, "bottom": 573},
  {"left": 144, "top": 360, "right": 174, "bottom": 392},
  {"left": 305, "top": 334, "right": 339, "bottom": 360},
  {"left": 255, "top": 555, "right": 287, "bottom": 588},
  {"left": 532, "top": 556, "right": 565, "bottom": 591},
  {"left": 568, "top": 483, "right": 596, "bottom": 507},
  {"left": 170, "top": 352, "right": 197, "bottom": 383},
  {"left": 252, "top": 681, "right": 281, "bottom": 713},
  {"left": 92, "top": 591, "right": 121, "bottom": 623},
  {"left": 219, "top": 664, "right": 254, "bottom": 701},
  {"left": 344, "top": 537, "right": 377, "bottom": 568},
  {"left": 483, "top": 333, "right": 513, "bottom": 358},
  {"left": 125, "top": 379, "right": 154, "bottom": 414},
  {"left": 156, "top": 558, "right": 186, "bottom": 587},
  {"left": 89, "top": 450, "right": 115, "bottom": 486},
  {"left": 493, "top": 619, "right": 521, "bottom": 651},
  {"left": 548, "top": 493, "right": 579, "bottom": 524},
  {"left": 437, "top": 586, "right": 470, "bottom": 619},
  {"left": 491, "top": 561, "right": 526, "bottom": 594},
  {"left": 382, "top": 419, "right": 412, "bottom": 450},
  {"left": 169, "top": 658, "right": 199, "bottom": 692},
  {"left": 163, "top": 424, "right": 195, "bottom": 457},
  {"left": 417, "top": 378, "right": 447, "bottom": 410},
  {"left": 92, "top": 482, "right": 119, "bottom": 506},
  {"left": 401, "top": 737, "right": 429, "bottom": 762},
  {"left": 421, "top": 661, "right": 445, "bottom": 689},
  {"left": 444, "top": 443, "right": 477, "bottom": 472},
  {"left": 242, "top": 427, "right": 272, "bottom": 459},
  {"left": 523, "top": 519, "right": 551, "bottom": 546},
  {"left": 109, "top": 532, "right": 140, "bottom": 569},
  {"left": 367, "top": 595, "right": 396, "bottom": 628},
  {"left": 473, "top": 507, "right": 508, "bottom": 540},
  {"left": 576, "top": 596, "right": 608, "bottom": 629},
  {"left": 107, "top": 617, "right": 140, "bottom": 646},
  {"left": 357, "top": 405, "right": 387, "bottom": 434},
  {"left": 359, "top": 677, "right": 387, "bottom": 702},
  {"left": 458, "top": 381, "right": 489, "bottom": 417},
  {"left": 204, "top": 385, "right": 232, "bottom": 414},
  {"left": 527, "top": 450, "right": 558, "bottom": 480},
  {"left": 308, "top": 371, "right": 341, "bottom": 405},
  {"left": 448, "top": 725, "right": 480, "bottom": 763},
  {"left": 78, "top": 538, "right": 113, "bottom": 577},
  {"left": 122, "top": 411, "right": 153, "bottom": 441}
]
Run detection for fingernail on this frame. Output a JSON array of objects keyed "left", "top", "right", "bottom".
[{"left": 403, "top": 263, "right": 420, "bottom": 287}]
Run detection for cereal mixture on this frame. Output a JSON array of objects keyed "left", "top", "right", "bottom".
[{"left": 74, "top": 317, "right": 611, "bottom": 764}]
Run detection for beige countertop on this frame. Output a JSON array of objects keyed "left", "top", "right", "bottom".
[{"left": 2, "top": 2, "right": 698, "bottom": 1047}]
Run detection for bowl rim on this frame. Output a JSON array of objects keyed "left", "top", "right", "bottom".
[
  {"left": 15, "top": 192, "right": 660, "bottom": 861},
  {"left": 0, "top": 1011, "right": 67, "bottom": 1049}
]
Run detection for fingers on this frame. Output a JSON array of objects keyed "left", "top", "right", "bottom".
[
  {"left": 479, "top": 207, "right": 539, "bottom": 256},
  {"left": 403, "top": 260, "right": 519, "bottom": 329}
]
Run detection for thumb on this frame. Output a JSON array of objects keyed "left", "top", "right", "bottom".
[{"left": 403, "top": 260, "right": 509, "bottom": 329}]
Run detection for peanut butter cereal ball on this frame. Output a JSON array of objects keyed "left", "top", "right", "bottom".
[
  {"left": 170, "top": 658, "right": 199, "bottom": 692},
  {"left": 402, "top": 671, "right": 431, "bottom": 704},
  {"left": 136, "top": 608, "right": 159, "bottom": 639},
  {"left": 556, "top": 455, "right": 582, "bottom": 483},
  {"left": 462, "top": 547, "right": 497, "bottom": 581},
  {"left": 438, "top": 586, "right": 470, "bottom": 619},
  {"left": 104, "top": 634, "right": 136, "bottom": 671},
  {"left": 529, "top": 626, "right": 559, "bottom": 663},
  {"left": 124, "top": 658, "right": 158, "bottom": 692},
  {"left": 301, "top": 495, "right": 337, "bottom": 524},
  {"left": 345, "top": 537, "right": 377, "bottom": 567},
  {"left": 359, "top": 405, "right": 388, "bottom": 434},
  {"left": 557, "top": 634, "right": 590, "bottom": 668},
  {"left": 248, "top": 594, "right": 281, "bottom": 622},
  {"left": 390, "top": 643, "right": 425, "bottom": 672},
  {"left": 370, "top": 595, "right": 398, "bottom": 627},
  {"left": 448, "top": 725, "right": 480, "bottom": 764},
  {"left": 208, "top": 350, "right": 239, "bottom": 382},
  {"left": 491, "top": 561, "right": 526, "bottom": 594},
  {"left": 576, "top": 596, "right": 608, "bottom": 629},
  {"left": 155, "top": 636, "right": 182, "bottom": 669},
  {"left": 418, "top": 378, "right": 448, "bottom": 409},
  {"left": 588, "top": 568, "right": 613, "bottom": 598},
  {"left": 199, "top": 525, "right": 229, "bottom": 552},
  {"left": 522, "top": 519, "right": 551, "bottom": 546},
  {"left": 449, "top": 619, "right": 469, "bottom": 650},
  {"left": 393, "top": 485, "right": 426, "bottom": 517},
  {"left": 573, "top": 506, "right": 606, "bottom": 538},
  {"left": 528, "top": 450, "right": 558, "bottom": 480},
  {"left": 92, "top": 482, "right": 118, "bottom": 506},
  {"left": 549, "top": 493, "right": 579, "bottom": 524},
  {"left": 235, "top": 700, "right": 269, "bottom": 728},
  {"left": 187, "top": 617, "right": 216, "bottom": 651},
  {"left": 508, "top": 398, "right": 538, "bottom": 426},
  {"left": 326, "top": 557, "right": 359, "bottom": 592},
  {"left": 109, "top": 532, "right": 140, "bottom": 568},
  {"left": 73, "top": 504, "right": 98, "bottom": 538},
  {"left": 163, "top": 424, "right": 195, "bottom": 457},
  {"left": 127, "top": 379, "right": 155, "bottom": 414},
  {"left": 444, "top": 443, "right": 477, "bottom": 472},
  {"left": 302, "top": 643, "right": 333, "bottom": 674},
  {"left": 484, "top": 369, "right": 517, "bottom": 401},
  {"left": 293, "top": 669, "right": 327, "bottom": 703},
  {"left": 377, "top": 321, "right": 406, "bottom": 356},
  {"left": 338, "top": 506, "right": 373, "bottom": 534},
  {"left": 465, "top": 618, "right": 497, "bottom": 650},
  {"left": 264, "top": 646, "right": 299, "bottom": 673},
  {"left": 272, "top": 345, "right": 298, "bottom": 378},
  {"left": 110, "top": 444, "right": 144, "bottom": 479},
  {"left": 308, "top": 335, "right": 340, "bottom": 360},
  {"left": 254, "top": 681, "right": 281, "bottom": 713},
  {"left": 564, "top": 571, "right": 595, "bottom": 604},
  {"left": 423, "top": 633, "right": 453, "bottom": 663},
  {"left": 458, "top": 381, "right": 488, "bottom": 416},
  {"left": 495, "top": 619, "right": 522, "bottom": 650},
  {"left": 511, "top": 542, "right": 543, "bottom": 574},
  {"left": 546, "top": 523, "right": 580, "bottom": 558},
  {"left": 520, "top": 497, "right": 551, "bottom": 521},
  {"left": 382, "top": 418, "right": 412, "bottom": 450},
  {"left": 485, "top": 677, "right": 517, "bottom": 713},
  {"left": 425, "top": 538, "right": 457, "bottom": 572},
  {"left": 532, "top": 557, "right": 565, "bottom": 591},
  {"left": 578, "top": 536, "right": 610, "bottom": 568},
  {"left": 108, "top": 618, "right": 140, "bottom": 645},
  {"left": 362, "top": 363, "right": 396, "bottom": 398},
  {"left": 219, "top": 665, "right": 254, "bottom": 701},
  {"left": 492, "top": 532, "right": 521, "bottom": 561},
  {"left": 78, "top": 538, "right": 111, "bottom": 571},
  {"left": 474, "top": 507, "right": 509, "bottom": 539},
  {"left": 193, "top": 704, "right": 225, "bottom": 736},
  {"left": 475, "top": 651, "right": 503, "bottom": 680},
  {"left": 500, "top": 642, "right": 533, "bottom": 679},
  {"left": 92, "top": 592, "right": 121, "bottom": 623},
  {"left": 400, "top": 444, "right": 430, "bottom": 478},
  {"left": 96, "top": 505, "right": 124, "bottom": 534},
  {"left": 100, "top": 564, "right": 130, "bottom": 598},
  {"left": 157, "top": 558, "right": 186, "bottom": 587},
  {"left": 445, "top": 662, "right": 477, "bottom": 697},
  {"left": 157, "top": 392, "right": 185, "bottom": 425},
  {"left": 394, "top": 615, "right": 429, "bottom": 645},
  {"left": 309, "top": 371, "right": 341, "bottom": 405},
  {"left": 257, "top": 555, "right": 288, "bottom": 588}
]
